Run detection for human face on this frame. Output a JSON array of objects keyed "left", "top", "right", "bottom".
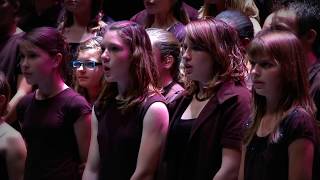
[
  {"left": 101, "top": 30, "right": 132, "bottom": 83},
  {"left": 250, "top": 52, "right": 282, "bottom": 97},
  {"left": 144, "top": 0, "right": 172, "bottom": 15},
  {"left": 75, "top": 49, "right": 104, "bottom": 89},
  {"left": 182, "top": 38, "right": 213, "bottom": 84},
  {"left": 64, "top": 0, "right": 91, "bottom": 14},
  {"left": 19, "top": 41, "right": 56, "bottom": 85}
]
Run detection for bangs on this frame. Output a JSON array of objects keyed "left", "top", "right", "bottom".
[{"left": 247, "top": 37, "right": 268, "bottom": 59}]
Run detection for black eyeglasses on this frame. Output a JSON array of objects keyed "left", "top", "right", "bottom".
[{"left": 70, "top": 60, "right": 102, "bottom": 69}]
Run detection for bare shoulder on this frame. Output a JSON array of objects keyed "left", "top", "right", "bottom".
[
  {"left": 0, "top": 123, "right": 25, "bottom": 153},
  {"left": 143, "top": 102, "right": 169, "bottom": 127}
]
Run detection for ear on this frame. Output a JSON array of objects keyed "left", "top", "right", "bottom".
[
  {"left": 52, "top": 53, "right": 63, "bottom": 68},
  {"left": 305, "top": 29, "right": 317, "bottom": 46},
  {"left": 163, "top": 55, "right": 174, "bottom": 70}
]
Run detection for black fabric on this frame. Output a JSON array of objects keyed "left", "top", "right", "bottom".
[
  {"left": 244, "top": 107, "right": 320, "bottom": 180},
  {"left": 0, "top": 149, "right": 8, "bottom": 180},
  {"left": 17, "top": 88, "right": 91, "bottom": 180},
  {"left": 95, "top": 94, "right": 166, "bottom": 180}
]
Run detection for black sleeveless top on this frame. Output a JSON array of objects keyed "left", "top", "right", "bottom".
[{"left": 95, "top": 94, "right": 166, "bottom": 180}]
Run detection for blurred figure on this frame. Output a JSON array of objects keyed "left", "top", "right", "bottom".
[
  {"left": 131, "top": 0, "right": 192, "bottom": 42},
  {"left": 72, "top": 37, "right": 105, "bottom": 105},
  {"left": 270, "top": 2, "right": 320, "bottom": 121},
  {"left": 146, "top": 28, "right": 184, "bottom": 103},
  {"left": 0, "top": 71, "right": 26, "bottom": 180},
  {"left": 0, "top": 0, "right": 32, "bottom": 126}
]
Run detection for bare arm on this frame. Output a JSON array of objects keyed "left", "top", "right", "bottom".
[
  {"left": 212, "top": 148, "right": 241, "bottom": 180},
  {"left": 74, "top": 111, "right": 91, "bottom": 175},
  {"left": 288, "top": 138, "right": 314, "bottom": 180},
  {"left": 5, "top": 76, "right": 32, "bottom": 123},
  {"left": 130, "top": 102, "right": 169, "bottom": 180},
  {"left": 238, "top": 145, "right": 246, "bottom": 180},
  {"left": 6, "top": 133, "right": 27, "bottom": 180},
  {"left": 82, "top": 108, "right": 100, "bottom": 180}
]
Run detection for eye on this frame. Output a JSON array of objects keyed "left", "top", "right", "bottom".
[
  {"left": 190, "top": 45, "right": 205, "bottom": 51},
  {"left": 260, "top": 62, "right": 273, "bottom": 69},
  {"left": 108, "top": 45, "right": 120, "bottom": 52},
  {"left": 84, "top": 61, "right": 96, "bottom": 68}
]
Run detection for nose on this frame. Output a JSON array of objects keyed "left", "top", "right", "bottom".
[
  {"left": 182, "top": 47, "right": 191, "bottom": 63},
  {"left": 101, "top": 49, "right": 110, "bottom": 64},
  {"left": 20, "top": 57, "right": 29, "bottom": 69},
  {"left": 250, "top": 64, "right": 260, "bottom": 78},
  {"left": 77, "top": 64, "right": 85, "bottom": 71}
]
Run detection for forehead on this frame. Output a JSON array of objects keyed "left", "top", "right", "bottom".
[
  {"left": 272, "top": 9, "right": 298, "bottom": 33},
  {"left": 103, "top": 30, "right": 125, "bottom": 45},
  {"left": 78, "top": 49, "right": 101, "bottom": 61},
  {"left": 19, "top": 41, "right": 41, "bottom": 52}
]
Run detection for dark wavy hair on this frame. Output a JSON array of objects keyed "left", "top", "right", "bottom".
[
  {"left": 184, "top": 18, "right": 247, "bottom": 98},
  {"left": 96, "top": 21, "right": 160, "bottom": 112}
]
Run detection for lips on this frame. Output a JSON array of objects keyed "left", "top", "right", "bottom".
[{"left": 253, "top": 80, "right": 264, "bottom": 88}]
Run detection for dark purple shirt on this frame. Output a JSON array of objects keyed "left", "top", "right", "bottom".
[
  {"left": 95, "top": 94, "right": 165, "bottom": 180},
  {"left": 164, "top": 80, "right": 251, "bottom": 180},
  {"left": 244, "top": 107, "right": 320, "bottom": 180},
  {"left": 17, "top": 88, "right": 91, "bottom": 180}
]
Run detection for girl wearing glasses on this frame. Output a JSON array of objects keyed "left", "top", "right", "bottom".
[
  {"left": 83, "top": 21, "right": 169, "bottom": 180},
  {"left": 72, "top": 37, "right": 105, "bottom": 105},
  {"left": 17, "top": 27, "right": 92, "bottom": 180}
]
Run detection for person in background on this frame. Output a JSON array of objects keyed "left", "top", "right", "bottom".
[
  {"left": 216, "top": 9, "right": 254, "bottom": 89},
  {"left": 131, "top": 0, "right": 191, "bottom": 42},
  {"left": 0, "top": 71, "right": 26, "bottom": 180},
  {"left": 0, "top": 0, "right": 32, "bottom": 128},
  {"left": 146, "top": 28, "right": 184, "bottom": 103},
  {"left": 239, "top": 29, "right": 319, "bottom": 180},
  {"left": 270, "top": 2, "right": 320, "bottom": 121},
  {"left": 199, "top": 0, "right": 261, "bottom": 35},
  {"left": 18, "top": 0, "right": 63, "bottom": 32},
  {"left": 72, "top": 36, "right": 105, "bottom": 105},
  {"left": 17, "top": 27, "right": 91, "bottom": 180},
  {"left": 59, "top": 0, "right": 109, "bottom": 86},
  {"left": 162, "top": 18, "right": 251, "bottom": 180},
  {"left": 82, "top": 21, "right": 169, "bottom": 180}
]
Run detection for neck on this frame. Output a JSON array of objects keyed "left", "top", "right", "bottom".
[
  {"left": 306, "top": 51, "right": 318, "bottom": 68},
  {"left": 116, "top": 79, "right": 132, "bottom": 99},
  {"left": 73, "top": 10, "right": 91, "bottom": 27},
  {"left": 37, "top": 74, "right": 67, "bottom": 99},
  {"left": 87, "top": 85, "right": 101, "bottom": 104},
  {"left": 265, "top": 94, "right": 281, "bottom": 114},
  {"left": 0, "top": 23, "right": 17, "bottom": 37},
  {"left": 161, "top": 73, "right": 173, "bottom": 88}
]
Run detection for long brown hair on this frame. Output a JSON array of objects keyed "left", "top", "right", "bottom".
[
  {"left": 184, "top": 18, "right": 246, "bottom": 98},
  {"left": 244, "top": 30, "right": 316, "bottom": 144},
  {"left": 96, "top": 21, "right": 160, "bottom": 112}
]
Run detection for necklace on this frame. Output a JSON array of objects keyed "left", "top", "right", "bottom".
[{"left": 195, "top": 93, "right": 210, "bottom": 101}]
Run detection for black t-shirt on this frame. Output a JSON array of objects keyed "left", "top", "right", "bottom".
[
  {"left": 244, "top": 107, "right": 320, "bottom": 180},
  {"left": 17, "top": 88, "right": 91, "bottom": 180}
]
